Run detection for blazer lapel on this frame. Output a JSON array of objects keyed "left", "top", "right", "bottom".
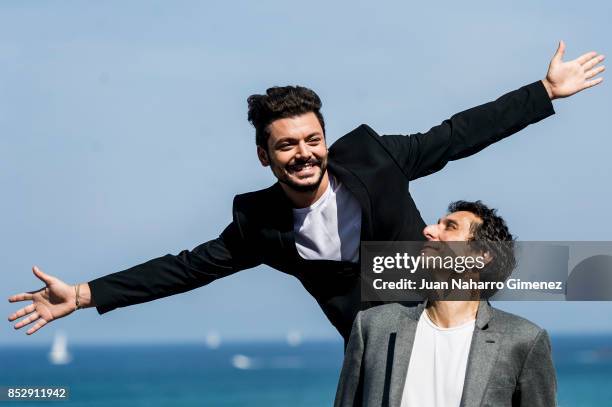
[
  {"left": 459, "top": 301, "right": 501, "bottom": 407},
  {"left": 264, "top": 183, "right": 298, "bottom": 259},
  {"left": 328, "top": 160, "right": 374, "bottom": 240},
  {"left": 387, "top": 304, "right": 424, "bottom": 407}
]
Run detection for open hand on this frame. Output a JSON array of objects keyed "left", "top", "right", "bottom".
[
  {"left": 8, "top": 266, "right": 76, "bottom": 335},
  {"left": 543, "top": 41, "right": 605, "bottom": 99}
]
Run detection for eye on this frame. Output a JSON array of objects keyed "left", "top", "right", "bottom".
[
  {"left": 307, "top": 137, "right": 321, "bottom": 144},
  {"left": 277, "top": 143, "right": 292, "bottom": 151}
]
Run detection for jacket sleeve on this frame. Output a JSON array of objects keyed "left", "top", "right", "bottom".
[
  {"left": 334, "top": 311, "right": 365, "bottom": 407},
  {"left": 516, "top": 329, "right": 558, "bottom": 407},
  {"left": 88, "top": 221, "right": 262, "bottom": 314},
  {"left": 378, "top": 80, "right": 555, "bottom": 181}
]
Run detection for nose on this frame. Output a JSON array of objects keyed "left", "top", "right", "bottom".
[
  {"left": 423, "top": 224, "right": 439, "bottom": 241},
  {"left": 295, "top": 141, "right": 312, "bottom": 160}
]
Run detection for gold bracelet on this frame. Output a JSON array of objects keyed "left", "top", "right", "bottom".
[{"left": 74, "top": 284, "right": 81, "bottom": 311}]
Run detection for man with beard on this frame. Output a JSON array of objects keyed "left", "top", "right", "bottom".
[
  {"left": 8, "top": 42, "right": 605, "bottom": 342},
  {"left": 334, "top": 201, "right": 556, "bottom": 407}
]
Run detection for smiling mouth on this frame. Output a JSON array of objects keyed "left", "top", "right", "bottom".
[{"left": 287, "top": 161, "right": 320, "bottom": 174}]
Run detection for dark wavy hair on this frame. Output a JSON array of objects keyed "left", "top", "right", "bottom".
[
  {"left": 448, "top": 200, "right": 517, "bottom": 289},
  {"left": 247, "top": 86, "right": 325, "bottom": 149}
]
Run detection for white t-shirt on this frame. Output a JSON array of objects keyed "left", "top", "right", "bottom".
[
  {"left": 292, "top": 174, "right": 362, "bottom": 263},
  {"left": 400, "top": 311, "right": 476, "bottom": 407}
]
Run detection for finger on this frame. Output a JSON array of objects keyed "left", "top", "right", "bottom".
[
  {"left": 8, "top": 292, "right": 34, "bottom": 302},
  {"left": 585, "top": 65, "right": 605, "bottom": 79},
  {"left": 26, "top": 318, "right": 48, "bottom": 335},
  {"left": 32, "top": 266, "right": 55, "bottom": 286},
  {"left": 577, "top": 51, "right": 598, "bottom": 65},
  {"left": 8, "top": 304, "right": 36, "bottom": 321},
  {"left": 14, "top": 312, "right": 40, "bottom": 329},
  {"left": 584, "top": 77, "right": 604, "bottom": 89},
  {"left": 583, "top": 54, "right": 605, "bottom": 71},
  {"left": 552, "top": 40, "right": 566, "bottom": 62}
]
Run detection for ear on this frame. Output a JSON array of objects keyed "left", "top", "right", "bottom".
[{"left": 257, "top": 145, "right": 270, "bottom": 167}]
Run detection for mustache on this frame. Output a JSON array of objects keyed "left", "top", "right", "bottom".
[{"left": 286, "top": 158, "right": 323, "bottom": 169}]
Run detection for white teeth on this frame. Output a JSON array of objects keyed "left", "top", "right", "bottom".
[{"left": 292, "top": 163, "right": 313, "bottom": 172}]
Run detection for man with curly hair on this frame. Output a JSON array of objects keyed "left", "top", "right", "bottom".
[{"left": 334, "top": 201, "right": 557, "bottom": 407}]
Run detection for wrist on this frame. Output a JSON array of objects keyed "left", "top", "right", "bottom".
[
  {"left": 74, "top": 283, "right": 94, "bottom": 309},
  {"left": 541, "top": 78, "right": 555, "bottom": 100}
]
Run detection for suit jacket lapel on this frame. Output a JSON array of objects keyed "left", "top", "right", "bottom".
[
  {"left": 328, "top": 160, "right": 374, "bottom": 240},
  {"left": 264, "top": 183, "right": 298, "bottom": 259},
  {"left": 387, "top": 304, "right": 424, "bottom": 407},
  {"left": 386, "top": 301, "right": 501, "bottom": 407},
  {"left": 459, "top": 301, "right": 501, "bottom": 407}
]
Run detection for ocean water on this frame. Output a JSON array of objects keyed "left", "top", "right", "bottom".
[{"left": 0, "top": 336, "right": 610, "bottom": 406}]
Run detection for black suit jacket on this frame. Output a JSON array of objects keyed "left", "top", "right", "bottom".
[{"left": 89, "top": 81, "right": 554, "bottom": 340}]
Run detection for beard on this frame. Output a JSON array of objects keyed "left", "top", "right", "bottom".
[{"left": 275, "top": 157, "right": 328, "bottom": 192}]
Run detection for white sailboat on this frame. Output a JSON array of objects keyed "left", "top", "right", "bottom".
[
  {"left": 231, "top": 354, "right": 253, "bottom": 370},
  {"left": 49, "top": 331, "right": 72, "bottom": 365},
  {"left": 205, "top": 331, "right": 221, "bottom": 349},
  {"left": 286, "top": 330, "right": 302, "bottom": 347}
]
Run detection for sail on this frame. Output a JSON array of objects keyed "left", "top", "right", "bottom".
[{"left": 49, "top": 331, "right": 72, "bottom": 365}]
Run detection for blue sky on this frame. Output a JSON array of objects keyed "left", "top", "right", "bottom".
[{"left": 2, "top": 0, "right": 611, "bottom": 344}]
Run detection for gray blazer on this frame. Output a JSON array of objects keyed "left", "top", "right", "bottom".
[{"left": 334, "top": 301, "right": 557, "bottom": 407}]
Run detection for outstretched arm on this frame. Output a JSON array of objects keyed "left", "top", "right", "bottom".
[
  {"left": 88, "top": 224, "right": 257, "bottom": 315},
  {"left": 8, "top": 222, "right": 260, "bottom": 334},
  {"left": 379, "top": 41, "right": 604, "bottom": 181}
]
